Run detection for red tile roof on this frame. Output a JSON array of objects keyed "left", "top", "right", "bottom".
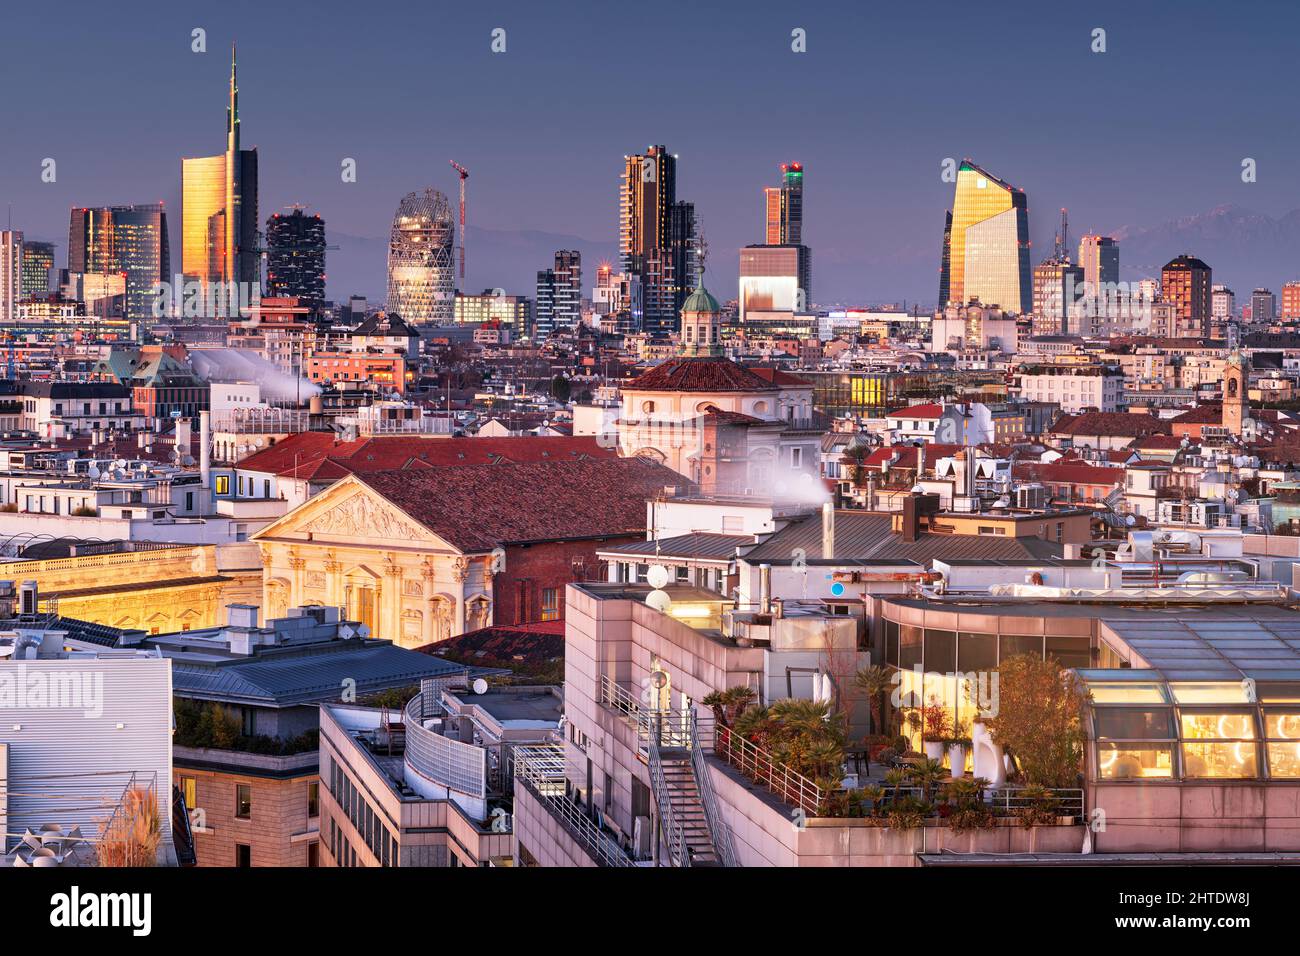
[
  {"left": 862, "top": 443, "right": 964, "bottom": 470},
  {"left": 749, "top": 367, "right": 812, "bottom": 387},
  {"left": 358, "top": 457, "right": 684, "bottom": 552},
  {"left": 1170, "top": 404, "right": 1223, "bottom": 424},
  {"left": 236, "top": 433, "right": 618, "bottom": 478},
  {"left": 627, "top": 357, "right": 779, "bottom": 392},
  {"left": 1050, "top": 411, "right": 1171, "bottom": 438},
  {"left": 887, "top": 403, "right": 943, "bottom": 419}
]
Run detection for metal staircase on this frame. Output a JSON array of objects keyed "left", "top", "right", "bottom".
[{"left": 646, "top": 710, "right": 736, "bottom": 867}]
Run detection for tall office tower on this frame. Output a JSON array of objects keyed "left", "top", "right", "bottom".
[
  {"left": 534, "top": 269, "right": 556, "bottom": 340},
  {"left": 937, "top": 160, "right": 1031, "bottom": 314},
  {"left": 20, "top": 241, "right": 54, "bottom": 298},
  {"left": 386, "top": 188, "right": 455, "bottom": 325},
  {"left": 1212, "top": 285, "right": 1236, "bottom": 322},
  {"left": 1032, "top": 258, "right": 1085, "bottom": 334},
  {"left": 620, "top": 145, "right": 697, "bottom": 335},
  {"left": 1281, "top": 282, "right": 1300, "bottom": 321},
  {"left": 266, "top": 208, "right": 326, "bottom": 309},
  {"left": 552, "top": 249, "right": 582, "bottom": 330},
  {"left": 67, "top": 204, "right": 170, "bottom": 322},
  {"left": 1077, "top": 235, "right": 1119, "bottom": 292},
  {"left": 0, "top": 231, "right": 21, "bottom": 323},
  {"left": 182, "top": 46, "right": 259, "bottom": 305},
  {"left": 764, "top": 162, "right": 804, "bottom": 245},
  {"left": 1250, "top": 288, "right": 1276, "bottom": 325},
  {"left": 739, "top": 245, "right": 813, "bottom": 323},
  {"left": 1161, "top": 255, "right": 1212, "bottom": 338}
]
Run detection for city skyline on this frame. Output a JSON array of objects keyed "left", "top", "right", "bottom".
[{"left": 4, "top": 0, "right": 1300, "bottom": 306}]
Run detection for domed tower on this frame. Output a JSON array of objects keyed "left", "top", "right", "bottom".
[
  {"left": 679, "top": 270, "right": 722, "bottom": 358},
  {"left": 1223, "top": 348, "right": 1249, "bottom": 435}
]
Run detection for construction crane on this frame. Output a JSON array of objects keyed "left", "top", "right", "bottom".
[{"left": 450, "top": 161, "right": 469, "bottom": 280}]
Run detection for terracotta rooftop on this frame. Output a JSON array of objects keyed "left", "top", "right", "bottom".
[
  {"left": 887, "top": 403, "right": 944, "bottom": 419},
  {"left": 626, "top": 357, "right": 779, "bottom": 393},
  {"left": 1012, "top": 461, "right": 1126, "bottom": 486},
  {"left": 235, "top": 432, "right": 617, "bottom": 479},
  {"left": 1050, "top": 411, "right": 1172, "bottom": 438},
  {"left": 358, "top": 457, "right": 685, "bottom": 552}
]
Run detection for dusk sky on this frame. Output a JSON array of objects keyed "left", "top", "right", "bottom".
[{"left": 3, "top": 0, "right": 1297, "bottom": 305}]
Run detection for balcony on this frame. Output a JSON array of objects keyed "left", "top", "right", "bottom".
[{"left": 513, "top": 745, "right": 636, "bottom": 867}]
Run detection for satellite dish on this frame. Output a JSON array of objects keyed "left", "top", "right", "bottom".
[
  {"left": 646, "top": 564, "right": 671, "bottom": 589},
  {"left": 472, "top": 678, "right": 488, "bottom": 695},
  {"left": 87, "top": 465, "right": 100, "bottom": 479},
  {"left": 645, "top": 590, "right": 672, "bottom": 613}
]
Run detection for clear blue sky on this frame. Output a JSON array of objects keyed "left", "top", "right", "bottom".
[{"left": 2, "top": 0, "right": 1296, "bottom": 304}]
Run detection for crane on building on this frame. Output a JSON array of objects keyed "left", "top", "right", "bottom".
[{"left": 450, "top": 161, "right": 469, "bottom": 280}]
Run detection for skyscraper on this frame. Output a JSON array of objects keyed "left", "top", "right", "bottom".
[
  {"left": 534, "top": 250, "right": 581, "bottom": 340},
  {"left": 764, "top": 162, "right": 803, "bottom": 245},
  {"left": 266, "top": 208, "right": 326, "bottom": 310},
  {"left": 20, "top": 240, "right": 54, "bottom": 299},
  {"left": 1077, "top": 235, "right": 1119, "bottom": 292},
  {"left": 619, "top": 145, "right": 697, "bottom": 335},
  {"left": 1250, "top": 288, "right": 1276, "bottom": 325},
  {"left": 68, "top": 204, "right": 170, "bottom": 322},
  {"left": 386, "top": 188, "right": 455, "bottom": 325},
  {"left": 1161, "top": 255, "right": 1212, "bottom": 338},
  {"left": 182, "top": 46, "right": 259, "bottom": 304},
  {"left": 937, "top": 160, "right": 1031, "bottom": 314},
  {"left": 0, "top": 231, "right": 21, "bottom": 323}
]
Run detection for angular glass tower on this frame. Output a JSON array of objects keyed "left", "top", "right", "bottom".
[
  {"left": 68, "top": 203, "right": 170, "bottom": 322},
  {"left": 386, "top": 189, "right": 455, "bottom": 325},
  {"left": 937, "top": 160, "right": 1031, "bottom": 314}
]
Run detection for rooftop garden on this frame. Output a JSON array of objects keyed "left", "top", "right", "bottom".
[
  {"left": 173, "top": 698, "right": 320, "bottom": 756},
  {"left": 707, "top": 654, "right": 1088, "bottom": 830}
]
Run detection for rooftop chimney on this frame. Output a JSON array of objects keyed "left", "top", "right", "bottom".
[{"left": 821, "top": 502, "right": 835, "bottom": 560}]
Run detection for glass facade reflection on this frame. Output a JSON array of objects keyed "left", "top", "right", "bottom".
[
  {"left": 386, "top": 189, "right": 455, "bottom": 325},
  {"left": 938, "top": 160, "right": 1031, "bottom": 313}
]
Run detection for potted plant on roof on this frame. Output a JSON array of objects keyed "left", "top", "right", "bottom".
[
  {"left": 946, "top": 719, "right": 972, "bottom": 777},
  {"left": 920, "top": 696, "right": 950, "bottom": 762}
]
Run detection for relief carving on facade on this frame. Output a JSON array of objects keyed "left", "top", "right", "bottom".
[{"left": 306, "top": 492, "right": 428, "bottom": 543}]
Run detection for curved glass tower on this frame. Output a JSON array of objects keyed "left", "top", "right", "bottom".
[
  {"left": 937, "top": 160, "right": 1031, "bottom": 314},
  {"left": 386, "top": 189, "right": 455, "bottom": 325}
]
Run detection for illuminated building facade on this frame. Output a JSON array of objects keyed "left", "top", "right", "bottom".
[
  {"left": 739, "top": 244, "right": 812, "bottom": 323},
  {"left": 1077, "top": 234, "right": 1119, "bottom": 292},
  {"left": 937, "top": 160, "right": 1031, "bottom": 313},
  {"left": 386, "top": 188, "right": 456, "bottom": 325},
  {"left": 266, "top": 208, "right": 326, "bottom": 309},
  {"left": 454, "top": 290, "right": 531, "bottom": 336},
  {"left": 68, "top": 203, "right": 170, "bottom": 322},
  {"left": 181, "top": 47, "right": 259, "bottom": 307},
  {"left": 764, "top": 162, "right": 803, "bottom": 245},
  {"left": 0, "top": 230, "right": 21, "bottom": 322},
  {"left": 20, "top": 240, "right": 54, "bottom": 299},
  {"left": 1161, "top": 255, "right": 1212, "bottom": 339},
  {"left": 619, "top": 146, "right": 698, "bottom": 336}
]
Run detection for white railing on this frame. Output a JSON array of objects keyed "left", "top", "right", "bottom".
[{"left": 514, "top": 745, "right": 632, "bottom": 867}]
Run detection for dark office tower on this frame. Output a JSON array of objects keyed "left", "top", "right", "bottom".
[
  {"left": 266, "top": 208, "right": 326, "bottom": 309},
  {"left": 937, "top": 159, "right": 1031, "bottom": 313},
  {"left": 535, "top": 268, "right": 556, "bottom": 340},
  {"left": 620, "top": 145, "right": 684, "bottom": 336},
  {"left": 764, "top": 162, "right": 803, "bottom": 245},
  {"left": 67, "top": 203, "right": 171, "bottom": 322},
  {"left": 182, "top": 46, "right": 259, "bottom": 297},
  {"left": 1161, "top": 254, "right": 1212, "bottom": 338},
  {"left": 552, "top": 250, "right": 582, "bottom": 331},
  {"left": 669, "top": 201, "right": 701, "bottom": 313},
  {"left": 20, "top": 241, "right": 54, "bottom": 298}
]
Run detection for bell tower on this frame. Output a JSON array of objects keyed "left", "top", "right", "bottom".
[{"left": 1222, "top": 349, "right": 1249, "bottom": 435}]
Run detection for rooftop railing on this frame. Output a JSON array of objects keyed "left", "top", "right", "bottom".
[
  {"left": 714, "top": 724, "right": 824, "bottom": 819},
  {"left": 513, "top": 745, "right": 632, "bottom": 867}
]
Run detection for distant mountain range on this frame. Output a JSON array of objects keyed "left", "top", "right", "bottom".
[{"left": 1107, "top": 203, "right": 1300, "bottom": 291}]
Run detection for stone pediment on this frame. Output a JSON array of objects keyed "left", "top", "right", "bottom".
[{"left": 298, "top": 487, "right": 437, "bottom": 544}]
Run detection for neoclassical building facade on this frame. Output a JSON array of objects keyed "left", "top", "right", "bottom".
[{"left": 254, "top": 475, "right": 495, "bottom": 649}]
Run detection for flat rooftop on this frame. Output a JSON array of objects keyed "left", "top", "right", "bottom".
[{"left": 447, "top": 687, "right": 562, "bottom": 725}]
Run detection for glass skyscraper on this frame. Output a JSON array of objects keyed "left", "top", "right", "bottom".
[
  {"left": 937, "top": 160, "right": 1031, "bottom": 314},
  {"left": 764, "top": 162, "right": 803, "bottom": 245},
  {"left": 181, "top": 46, "right": 259, "bottom": 304},
  {"left": 68, "top": 204, "right": 170, "bottom": 322},
  {"left": 386, "top": 189, "right": 455, "bottom": 325},
  {"left": 619, "top": 145, "right": 697, "bottom": 336},
  {"left": 20, "top": 240, "right": 54, "bottom": 299}
]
